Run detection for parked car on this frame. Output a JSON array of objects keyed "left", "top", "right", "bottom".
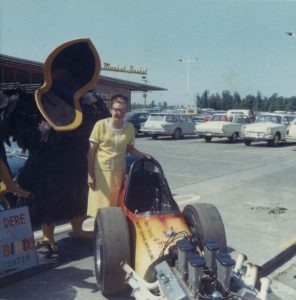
[
  {"left": 124, "top": 111, "right": 149, "bottom": 136},
  {"left": 227, "top": 109, "right": 255, "bottom": 122},
  {"left": 241, "top": 113, "right": 296, "bottom": 146},
  {"left": 6, "top": 148, "right": 28, "bottom": 177},
  {"left": 286, "top": 118, "right": 296, "bottom": 143},
  {"left": 192, "top": 113, "right": 213, "bottom": 123},
  {"left": 195, "top": 113, "right": 251, "bottom": 142},
  {"left": 141, "top": 113, "right": 196, "bottom": 139}
]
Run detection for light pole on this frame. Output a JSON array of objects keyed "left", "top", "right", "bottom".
[
  {"left": 179, "top": 57, "right": 198, "bottom": 106},
  {"left": 142, "top": 76, "right": 148, "bottom": 109},
  {"left": 286, "top": 31, "right": 296, "bottom": 37}
]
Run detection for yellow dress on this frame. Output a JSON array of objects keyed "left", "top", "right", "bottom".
[{"left": 87, "top": 119, "right": 135, "bottom": 217}]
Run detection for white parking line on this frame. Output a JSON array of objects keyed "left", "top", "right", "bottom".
[
  {"left": 272, "top": 276, "right": 296, "bottom": 296},
  {"left": 278, "top": 237, "right": 296, "bottom": 251}
]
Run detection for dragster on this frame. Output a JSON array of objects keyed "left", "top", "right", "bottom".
[{"left": 94, "top": 157, "right": 271, "bottom": 300}]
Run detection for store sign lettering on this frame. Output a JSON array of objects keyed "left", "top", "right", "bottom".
[
  {"left": 3, "top": 213, "right": 26, "bottom": 228},
  {"left": 102, "top": 63, "right": 148, "bottom": 75},
  {"left": 2, "top": 237, "right": 35, "bottom": 257},
  {"left": 0, "top": 207, "right": 38, "bottom": 278}
]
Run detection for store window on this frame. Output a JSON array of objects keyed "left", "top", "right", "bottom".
[
  {"left": 1, "top": 68, "right": 15, "bottom": 83},
  {"left": 16, "top": 70, "right": 29, "bottom": 83}
]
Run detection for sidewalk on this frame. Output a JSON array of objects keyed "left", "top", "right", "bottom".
[{"left": 1, "top": 196, "right": 295, "bottom": 299}]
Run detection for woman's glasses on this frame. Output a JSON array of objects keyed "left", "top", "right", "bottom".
[{"left": 111, "top": 107, "right": 126, "bottom": 113}]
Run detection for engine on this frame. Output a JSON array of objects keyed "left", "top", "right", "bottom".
[{"left": 122, "top": 237, "right": 270, "bottom": 300}]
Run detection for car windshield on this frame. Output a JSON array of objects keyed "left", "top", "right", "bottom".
[
  {"left": 124, "top": 112, "right": 138, "bottom": 120},
  {"left": 209, "top": 114, "right": 232, "bottom": 122},
  {"left": 256, "top": 115, "right": 282, "bottom": 124},
  {"left": 149, "top": 115, "right": 165, "bottom": 121}
]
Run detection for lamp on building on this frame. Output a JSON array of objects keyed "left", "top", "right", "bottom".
[
  {"left": 179, "top": 57, "right": 198, "bottom": 106},
  {"left": 286, "top": 31, "right": 296, "bottom": 37}
]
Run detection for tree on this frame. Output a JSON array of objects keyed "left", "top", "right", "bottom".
[
  {"left": 208, "top": 94, "right": 218, "bottom": 110},
  {"left": 233, "top": 92, "right": 241, "bottom": 109},
  {"left": 254, "top": 91, "right": 263, "bottom": 111},
  {"left": 149, "top": 100, "right": 155, "bottom": 108},
  {"left": 241, "top": 94, "right": 256, "bottom": 110},
  {"left": 196, "top": 90, "right": 209, "bottom": 108},
  {"left": 202, "top": 90, "right": 209, "bottom": 108},
  {"left": 285, "top": 97, "right": 296, "bottom": 111},
  {"left": 221, "top": 90, "right": 234, "bottom": 110},
  {"left": 134, "top": 90, "right": 296, "bottom": 112},
  {"left": 194, "top": 93, "right": 201, "bottom": 108},
  {"left": 267, "top": 93, "right": 279, "bottom": 112}
]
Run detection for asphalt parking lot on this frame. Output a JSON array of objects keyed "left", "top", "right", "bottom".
[
  {"left": 136, "top": 135, "right": 296, "bottom": 298},
  {"left": 1, "top": 135, "right": 295, "bottom": 299}
]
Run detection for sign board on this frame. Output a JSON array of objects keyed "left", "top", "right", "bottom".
[
  {"left": 102, "top": 62, "right": 148, "bottom": 75},
  {"left": 0, "top": 207, "right": 38, "bottom": 278}
]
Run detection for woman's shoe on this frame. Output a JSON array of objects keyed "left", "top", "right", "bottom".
[
  {"left": 35, "top": 240, "right": 50, "bottom": 249},
  {"left": 35, "top": 240, "right": 59, "bottom": 253},
  {"left": 46, "top": 242, "right": 59, "bottom": 253}
]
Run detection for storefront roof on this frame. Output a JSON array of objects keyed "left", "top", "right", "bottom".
[{"left": 0, "top": 54, "right": 166, "bottom": 92}]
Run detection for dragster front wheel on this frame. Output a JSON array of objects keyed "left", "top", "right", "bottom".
[
  {"left": 182, "top": 203, "right": 227, "bottom": 252},
  {"left": 94, "top": 207, "right": 131, "bottom": 295}
]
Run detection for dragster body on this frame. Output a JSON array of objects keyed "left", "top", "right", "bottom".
[{"left": 94, "top": 158, "right": 271, "bottom": 300}]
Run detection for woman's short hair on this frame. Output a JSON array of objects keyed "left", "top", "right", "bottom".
[{"left": 109, "top": 94, "right": 128, "bottom": 109}]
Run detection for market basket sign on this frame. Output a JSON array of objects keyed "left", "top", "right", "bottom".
[{"left": 0, "top": 206, "right": 38, "bottom": 278}]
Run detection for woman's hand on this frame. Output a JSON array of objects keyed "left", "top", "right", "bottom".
[
  {"left": 87, "top": 142, "right": 97, "bottom": 190},
  {"left": 141, "top": 153, "right": 152, "bottom": 159},
  {"left": 127, "top": 144, "right": 152, "bottom": 159},
  {"left": 88, "top": 175, "right": 96, "bottom": 190}
]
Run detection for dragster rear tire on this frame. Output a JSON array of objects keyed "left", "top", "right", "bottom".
[
  {"left": 182, "top": 203, "right": 227, "bottom": 252},
  {"left": 94, "top": 207, "right": 131, "bottom": 295}
]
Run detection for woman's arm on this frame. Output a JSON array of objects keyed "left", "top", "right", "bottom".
[
  {"left": 0, "top": 159, "right": 32, "bottom": 198},
  {"left": 127, "top": 144, "right": 150, "bottom": 159},
  {"left": 87, "top": 142, "right": 98, "bottom": 189}
]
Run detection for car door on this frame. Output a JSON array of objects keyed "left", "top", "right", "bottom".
[
  {"left": 282, "top": 116, "right": 295, "bottom": 139},
  {"left": 287, "top": 119, "right": 296, "bottom": 140},
  {"left": 139, "top": 113, "right": 149, "bottom": 130},
  {"left": 185, "top": 115, "right": 196, "bottom": 134},
  {"left": 231, "top": 114, "right": 244, "bottom": 135},
  {"left": 179, "top": 115, "right": 188, "bottom": 134},
  {"left": 164, "top": 114, "right": 176, "bottom": 134}
]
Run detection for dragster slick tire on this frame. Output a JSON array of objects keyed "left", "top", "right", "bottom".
[
  {"left": 94, "top": 207, "right": 131, "bottom": 295},
  {"left": 182, "top": 203, "right": 227, "bottom": 252}
]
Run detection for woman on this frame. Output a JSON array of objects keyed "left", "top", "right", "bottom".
[{"left": 87, "top": 94, "right": 149, "bottom": 217}]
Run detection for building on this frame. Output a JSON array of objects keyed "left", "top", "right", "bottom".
[{"left": 0, "top": 54, "right": 166, "bottom": 107}]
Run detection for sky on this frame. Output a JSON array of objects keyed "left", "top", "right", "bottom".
[{"left": 1, "top": 0, "right": 296, "bottom": 106}]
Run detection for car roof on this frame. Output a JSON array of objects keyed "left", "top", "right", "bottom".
[
  {"left": 150, "top": 112, "right": 182, "bottom": 115},
  {"left": 126, "top": 111, "right": 149, "bottom": 114},
  {"left": 227, "top": 109, "right": 252, "bottom": 112},
  {"left": 259, "top": 113, "right": 288, "bottom": 117}
]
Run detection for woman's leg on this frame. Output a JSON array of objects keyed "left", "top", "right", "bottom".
[
  {"left": 70, "top": 169, "right": 123, "bottom": 239},
  {"left": 38, "top": 223, "right": 59, "bottom": 252},
  {"left": 42, "top": 223, "right": 55, "bottom": 243},
  {"left": 69, "top": 215, "right": 94, "bottom": 239}
]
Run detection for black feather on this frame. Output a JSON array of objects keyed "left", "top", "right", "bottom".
[{"left": 1, "top": 88, "right": 109, "bottom": 223}]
